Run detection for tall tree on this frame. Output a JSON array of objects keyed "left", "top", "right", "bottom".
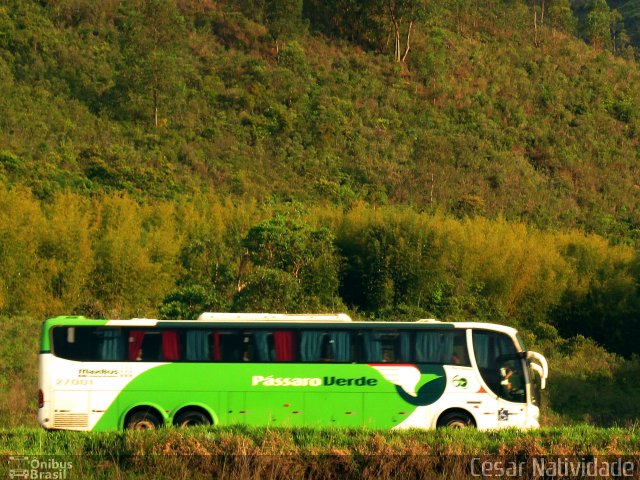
[
  {"left": 531, "top": 0, "right": 545, "bottom": 46},
  {"left": 586, "top": 0, "right": 613, "bottom": 51},
  {"left": 235, "top": 216, "right": 343, "bottom": 311},
  {"left": 386, "top": 0, "right": 428, "bottom": 63},
  {"left": 547, "top": 0, "right": 577, "bottom": 35},
  {"left": 610, "top": 9, "right": 630, "bottom": 55},
  {"left": 117, "top": 0, "right": 185, "bottom": 127},
  {"left": 265, "top": 0, "right": 305, "bottom": 53}
]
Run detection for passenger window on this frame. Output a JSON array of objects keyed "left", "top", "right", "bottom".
[
  {"left": 52, "top": 327, "right": 127, "bottom": 361},
  {"left": 451, "top": 331, "right": 471, "bottom": 366},
  {"left": 330, "top": 331, "right": 352, "bottom": 362},
  {"left": 250, "top": 330, "right": 295, "bottom": 362},
  {"left": 100, "top": 328, "right": 126, "bottom": 360},
  {"left": 358, "top": 331, "right": 409, "bottom": 363},
  {"left": 184, "top": 330, "right": 211, "bottom": 361},
  {"left": 175, "top": 329, "right": 292, "bottom": 363},
  {"left": 272, "top": 330, "right": 296, "bottom": 362},
  {"left": 299, "top": 330, "right": 352, "bottom": 362},
  {"left": 300, "top": 330, "right": 329, "bottom": 362},
  {"left": 213, "top": 331, "right": 246, "bottom": 361},
  {"left": 414, "top": 330, "right": 470, "bottom": 366},
  {"left": 128, "top": 330, "right": 181, "bottom": 361}
]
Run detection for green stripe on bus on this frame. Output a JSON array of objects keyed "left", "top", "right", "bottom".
[{"left": 93, "top": 363, "right": 447, "bottom": 431}]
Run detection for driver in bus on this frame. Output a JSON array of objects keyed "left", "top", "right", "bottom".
[{"left": 500, "top": 366, "right": 514, "bottom": 392}]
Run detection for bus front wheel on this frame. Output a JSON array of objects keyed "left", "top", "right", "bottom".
[
  {"left": 437, "top": 410, "right": 475, "bottom": 429},
  {"left": 126, "top": 410, "right": 162, "bottom": 430},
  {"left": 174, "top": 410, "right": 212, "bottom": 427}
]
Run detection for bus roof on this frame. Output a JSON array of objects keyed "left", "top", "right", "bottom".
[
  {"left": 197, "top": 312, "right": 353, "bottom": 322},
  {"left": 42, "top": 315, "right": 519, "bottom": 336}
]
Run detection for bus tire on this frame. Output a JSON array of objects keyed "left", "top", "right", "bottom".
[
  {"left": 126, "top": 410, "right": 162, "bottom": 430},
  {"left": 174, "top": 409, "right": 212, "bottom": 427},
  {"left": 436, "top": 410, "right": 475, "bottom": 429}
]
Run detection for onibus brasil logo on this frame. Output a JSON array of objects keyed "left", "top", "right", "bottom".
[
  {"left": 8, "top": 456, "right": 73, "bottom": 479},
  {"left": 251, "top": 364, "right": 447, "bottom": 406}
]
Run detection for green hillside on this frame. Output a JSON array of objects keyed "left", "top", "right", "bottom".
[
  {"left": 0, "top": 0, "right": 639, "bottom": 241},
  {"left": 1, "top": 1, "right": 640, "bottom": 432}
]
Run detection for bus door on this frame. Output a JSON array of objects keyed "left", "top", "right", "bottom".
[
  {"left": 471, "top": 331, "right": 529, "bottom": 427},
  {"left": 496, "top": 354, "right": 529, "bottom": 427}
]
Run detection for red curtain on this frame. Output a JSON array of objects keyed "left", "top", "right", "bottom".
[
  {"left": 212, "top": 332, "right": 221, "bottom": 361},
  {"left": 162, "top": 331, "right": 180, "bottom": 361},
  {"left": 274, "top": 331, "right": 295, "bottom": 362},
  {"left": 128, "top": 331, "right": 145, "bottom": 361}
]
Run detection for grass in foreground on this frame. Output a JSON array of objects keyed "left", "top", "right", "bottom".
[{"left": 1, "top": 425, "right": 639, "bottom": 479}]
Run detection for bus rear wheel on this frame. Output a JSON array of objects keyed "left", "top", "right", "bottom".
[
  {"left": 126, "top": 411, "right": 162, "bottom": 430},
  {"left": 437, "top": 411, "right": 475, "bottom": 429},
  {"left": 174, "top": 410, "right": 211, "bottom": 427}
]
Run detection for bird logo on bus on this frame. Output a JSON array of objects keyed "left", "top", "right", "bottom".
[{"left": 369, "top": 364, "right": 447, "bottom": 406}]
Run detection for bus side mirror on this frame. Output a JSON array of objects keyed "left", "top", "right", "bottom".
[
  {"left": 529, "top": 362, "right": 546, "bottom": 390},
  {"left": 526, "top": 351, "right": 548, "bottom": 390}
]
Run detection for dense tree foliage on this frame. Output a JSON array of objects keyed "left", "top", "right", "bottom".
[
  {"left": 0, "top": 188, "right": 638, "bottom": 357},
  {"left": 597, "top": 0, "right": 640, "bottom": 48},
  {"left": 1, "top": 1, "right": 640, "bottom": 361},
  {"left": 0, "top": 0, "right": 639, "bottom": 241}
]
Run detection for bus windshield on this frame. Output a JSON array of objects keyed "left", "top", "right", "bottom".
[{"left": 472, "top": 330, "right": 526, "bottom": 403}]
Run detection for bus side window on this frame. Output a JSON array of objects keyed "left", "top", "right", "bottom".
[
  {"left": 414, "top": 330, "right": 470, "bottom": 366},
  {"left": 397, "top": 331, "right": 412, "bottom": 362},
  {"left": 52, "top": 327, "right": 128, "bottom": 361},
  {"left": 380, "top": 332, "right": 403, "bottom": 363},
  {"left": 450, "top": 331, "right": 471, "bottom": 366},
  {"left": 217, "top": 331, "right": 245, "bottom": 361},
  {"left": 184, "top": 330, "right": 211, "bottom": 361},
  {"left": 300, "top": 330, "right": 327, "bottom": 362},
  {"left": 320, "top": 334, "right": 333, "bottom": 361},
  {"left": 99, "top": 328, "right": 126, "bottom": 361},
  {"left": 210, "top": 331, "right": 249, "bottom": 361},
  {"left": 52, "top": 327, "right": 72, "bottom": 359},
  {"left": 330, "top": 331, "right": 351, "bottom": 362},
  {"left": 127, "top": 330, "right": 170, "bottom": 362},
  {"left": 358, "top": 331, "right": 381, "bottom": 362},
  {"left": 128, "top": 330, "right": 145, "bottom": 361},
  {"left": 238, "top": 330, "right": 297, "bottom": 363},
  {"left": 242, "top": 333, "right": 251, "bottom": 361},
  {"left": 359, "top": 331, "right": 400, "bottom": 363},
  {"left": 273, "top": 330, "right": 296, "bottom": 362},
  {"left": 297, "top": 331, "right": 352, "bottom": 363},
  {"left": 139, "top": 333, "right": 162, "bottom": 361},
  {"left": 251, "top": 331, "right": 271, "bottom": 362},
  {"left": 161, "top": 331, "right": 180, "bottom": 361}
]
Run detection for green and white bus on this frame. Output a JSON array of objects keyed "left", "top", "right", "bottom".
[{"left": 38, "top": 313, "right": 548, "bottom": 431}]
